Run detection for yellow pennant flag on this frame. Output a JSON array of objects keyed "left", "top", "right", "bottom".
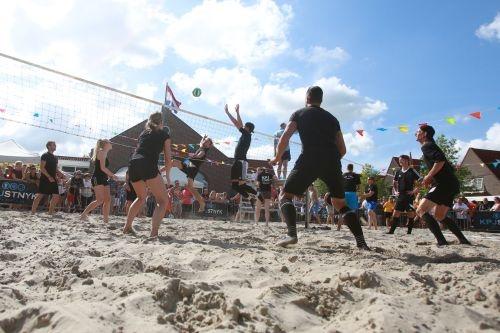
[
  {"left": 445, "top": 117, "right": 456, "bottom": 125},
  {"left": 398, "top": 125, "right": 409, "bottom": 133},
  {"left": 181, "top": 149, "right": 187, "bottom": 153}
]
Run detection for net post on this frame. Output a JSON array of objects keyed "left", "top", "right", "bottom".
[{"left": 305, "top": 189, "right": 310, "bottom": 229}]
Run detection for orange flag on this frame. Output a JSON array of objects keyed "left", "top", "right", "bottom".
[{"left": 470, "top": 111, "right": 481, "bottom": 119}]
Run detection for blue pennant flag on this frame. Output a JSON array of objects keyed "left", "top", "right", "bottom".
[
  {"left": 376, "top": 128, "right": 388, "bottom": 131},
  {"left": 492, "top": 159, "right": 500, "bottom": 168}
]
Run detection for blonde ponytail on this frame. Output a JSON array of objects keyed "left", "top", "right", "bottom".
[{"left": 92, "top": 139, "right": 109, "bottom": 161}]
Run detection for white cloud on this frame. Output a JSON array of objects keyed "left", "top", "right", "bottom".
[
  {"left": 0, "top": 0, "right": 173, "bottom": 77},
  {"left": 172, "top": 67, "right": 387, "bottom": 123},
  {"left": 476, "top": 13, "right": 500, "bottom": 41},
  {"left": 340, "top": 121, "right": 375, "bottom": 157},
  {"left": 136, "top": 83, "right": 158, "bottom": 100},
  {"left": 294, "top": 46, "right": 350, "bottom": 64},
  {"left": 172, "top": 67, "right": 261, "bottom": 107},
  {"left": 269, "top": 70, "right": 300, "bottom": 82},
  {"left": 456, "top": 123, "right": 500, "bottom": 160},
  {"left": 166, "top": 0, "right": 292, "bottom": 65},
  {"left": 343, "top": 131, "right": 375, "bottom": 157}
]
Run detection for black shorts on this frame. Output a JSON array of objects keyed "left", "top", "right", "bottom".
[
  {"left": 91, "top": 175, "right": 109, "bottom": 187},
  {"left": 384, "top": 211, "right": 393, "bottom": 218},
  {"left": 231, "top": 160, "right": 248, "bottom": 181},
  {"left": 126, "top": 190, "right": 137, "bottom": 201},
  {"left": 284, "top": 153, "right": 344, "bottom": 199},
  {"left": 395, "top": 194, "right": 415, "bottom": 212},
  {"left": 38, "top": 177, "right": 59, "bottom": 195},
  {"left": 180, "top": 165, "right": 199, "bottom": 180},
  {"left": 424, "top": 181, "right": 459, "bottom": 208},
  {"left": 259, "top": 190, "right": 272, "bottom": 200},
  {"left": 281, "top": 150, "right": 291, "bottom": 161},
  {"left": 128, "top": 158, "right": 159, "bottom": 183}
]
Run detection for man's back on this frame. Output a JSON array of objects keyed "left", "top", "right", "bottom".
[{"left": 290, "top": 106, "right": 340, "bottom": 155}]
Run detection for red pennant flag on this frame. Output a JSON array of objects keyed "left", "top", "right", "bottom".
[
  {"left": 470, "top": 111, "right": 481, "bottom": 119},
  {"left": 356, "top": 130, "right": 364, "bottom": 136},
  {"left": 0, "top": 108, "right": 5, "bottom": 113}
]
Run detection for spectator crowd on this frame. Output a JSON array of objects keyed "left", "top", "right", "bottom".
[{"left": 1, "top": 161, "right": 499, "bottom": 227}]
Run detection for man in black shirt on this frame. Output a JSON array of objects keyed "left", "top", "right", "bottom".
[
  {"left": 387, "top": 155, "right": 421, "bottom": 235},
  {"left": 270, "top": 86, "right": 369, "bottom": 250},
  {"left": 364, "top": 177, "right": 379, "bottom": 230},
  {"left": 31, "top": 141, "right": 65, "bottom": 215},
  {"left": 338, "top": 165, "right": 360, "bottom": 233},
  {"left": 224, "top": 104, "right": 260, "bottom": 201},
  {"left": 415, "top": 125, "right": 470, "bottom": 245},
  {"left": 254, "top": 167, "right": 277, "bottom": 225},
  {"left": 343, "top": 163, "right": 360, "bottom": 210}
]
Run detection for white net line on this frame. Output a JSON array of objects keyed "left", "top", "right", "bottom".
[{"left": 0, "top": 52, "right": 366, "bottom": 169}]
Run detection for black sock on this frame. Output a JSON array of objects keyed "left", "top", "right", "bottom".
[
  {"left": 342, "top": 210, "right": 368, "bottom": 248},
  {"left": 388, "top": 216, "right": 399, "bottom": 234},
  {"left": 280, "top": 198, "right": 297, "bottom": 238},
  {"left": 231, "top": 182, "right": 249, "bottom": 198},
  {"left": 422, "top": 213, "right": 448, "bottom": 245},
  {"left": 407, "top": 219, "right": 414, "bottom": 234},
  {"left": 441, "top": 217, "right": 470, "bottom": 244}
]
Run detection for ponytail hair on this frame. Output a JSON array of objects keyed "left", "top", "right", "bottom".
[
  {"left": 145, "top": 112, "right": 163, "bottom": 132},
  {"left": 92, "top": 139, "right": 109, "bottom": 161}
]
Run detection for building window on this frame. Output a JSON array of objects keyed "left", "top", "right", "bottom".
[{"left": 465, "top": 177, "right": 484, "bottom": 192}]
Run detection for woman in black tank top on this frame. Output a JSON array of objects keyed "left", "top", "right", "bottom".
[
  {"left": 81, "top": 139, "right": 116, "bottom": 223},
  {"left": 123, "top": 112, "right": 172, "bottom": 238},
  {"left": 169, "top": 135, "right": 213, "bottom": 214}
]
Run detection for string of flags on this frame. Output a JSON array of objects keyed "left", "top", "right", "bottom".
[{"left": 356, "top": 110, "right": 492, "bottom": 136}]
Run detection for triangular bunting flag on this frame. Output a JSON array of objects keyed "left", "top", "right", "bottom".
[
  {"left": 492, "top": 159, "right": 500, "bottom": 168},
  {"left": 376, "top": 128, "right": 387, "bottom": 131},
  {"left": 470, "top": 111, "right": 481, "bottom": 119},
  {"left": 0, "top": 108, "right": 5, "bottom": 113},
  {"left": 398, "top": 125, "right": 409, "bottom": 133},
  {"left": 356, "top": 130, "right": 364, "bottom": 136},
  {"left": 445, "top": 117, "right": 456, "bottom": 125},
  {"left": 33, "top": 113, "right": 39, "bottom": 117}
]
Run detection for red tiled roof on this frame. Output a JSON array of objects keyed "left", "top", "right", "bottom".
[{"left": 389, "top": 156, "right": 422, "bottom": 171}]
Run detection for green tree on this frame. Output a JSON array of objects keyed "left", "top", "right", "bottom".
[
  {"left": 433, "top": 134, "right": 472, "bottom": 193},
  {"left": 313, "top": 179, "right": 328, "bottom": 197}
]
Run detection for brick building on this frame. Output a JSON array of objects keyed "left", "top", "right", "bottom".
[
  {"left": 107, "top": 109, "right": 272, "bottom": 193},
  {"left": 460, "top": 148, "right": 500, "bottom": 196}
]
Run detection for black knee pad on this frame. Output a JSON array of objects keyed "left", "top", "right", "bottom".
[
  {"left": 279, "top": 197, "right": 293, "bottom": 208},
  {"left": 342, "top": 210, "right": 357, "bottom": 224}
]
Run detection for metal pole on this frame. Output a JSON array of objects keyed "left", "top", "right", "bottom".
[{"left": 305, "top": 188, "right": 310, "bottom": 229}]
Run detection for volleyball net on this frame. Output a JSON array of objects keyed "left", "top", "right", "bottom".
[{"left": 0, "top": 52, "right": 302, "bottom": 168}]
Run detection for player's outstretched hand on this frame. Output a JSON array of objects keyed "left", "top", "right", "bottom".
[{"left": 269, "top": 156, "right": 281, "bottom": 166}]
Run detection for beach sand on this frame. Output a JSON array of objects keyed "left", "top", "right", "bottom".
[{"left": 0, "top": 210, "right": 499, "bottom": 332}]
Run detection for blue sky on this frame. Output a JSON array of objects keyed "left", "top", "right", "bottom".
[{"left": 0, "top": 0, "right": 499, "bottom": 171}]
